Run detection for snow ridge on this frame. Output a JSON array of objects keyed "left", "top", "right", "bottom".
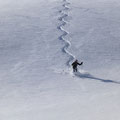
[{"left": 58, "top": 0, "right": 75, "bottom": 67}]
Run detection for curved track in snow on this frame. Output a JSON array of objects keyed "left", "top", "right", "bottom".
[{"left": 58, "top": 0, "right": 75, "bottom": 67}]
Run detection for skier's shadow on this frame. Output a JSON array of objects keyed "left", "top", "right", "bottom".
[{"left": 74, "top": 71, "right": 120, "bottom": 84}]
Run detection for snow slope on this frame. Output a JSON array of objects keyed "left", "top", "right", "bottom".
[{"left": 0, "top": 0, "right": 120, "bottom": 120}]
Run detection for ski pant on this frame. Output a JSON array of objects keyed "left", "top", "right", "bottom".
[{"left": 73, "top": 67, "right": 77, "bottom": 72}]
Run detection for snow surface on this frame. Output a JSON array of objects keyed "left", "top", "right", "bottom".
[{"left": 0, "top": 0, "right": 120, "bottom": 120}]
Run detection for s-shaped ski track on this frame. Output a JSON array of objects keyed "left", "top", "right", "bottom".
[{"left": 58, "top": 0, "right": 75, "bottom": 67}]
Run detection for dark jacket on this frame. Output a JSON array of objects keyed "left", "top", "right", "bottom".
[{"left": 72, "top": 61, "right": 83, "bottom": 69}]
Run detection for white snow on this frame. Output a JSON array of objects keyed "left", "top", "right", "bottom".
[{"left": 0, "top": 0, "right": 120, "bottom": 120}]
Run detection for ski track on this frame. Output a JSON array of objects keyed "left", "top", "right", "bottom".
[{"left": 58, "top": 0, "right": 75, "bottom": 67}]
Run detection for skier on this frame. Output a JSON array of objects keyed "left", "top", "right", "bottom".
[{"left": 72, "top": 60, "right": 83, "bottom": 72}]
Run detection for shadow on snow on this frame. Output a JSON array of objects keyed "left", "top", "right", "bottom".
[{"left": 74, "top": 71, "right": 120, "bottom": 84}]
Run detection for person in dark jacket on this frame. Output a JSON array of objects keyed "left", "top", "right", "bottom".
[{"left": 72, "top": 60, "right": 83, "bottom": 72}]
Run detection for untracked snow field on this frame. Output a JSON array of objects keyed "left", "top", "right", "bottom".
[{"left": 0, "top": 0, "right": 120, "bottom": 120}]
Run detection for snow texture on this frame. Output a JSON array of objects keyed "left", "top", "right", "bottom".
[{"left": 0, "top": 0, "right": 120, "bottom": 120}]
